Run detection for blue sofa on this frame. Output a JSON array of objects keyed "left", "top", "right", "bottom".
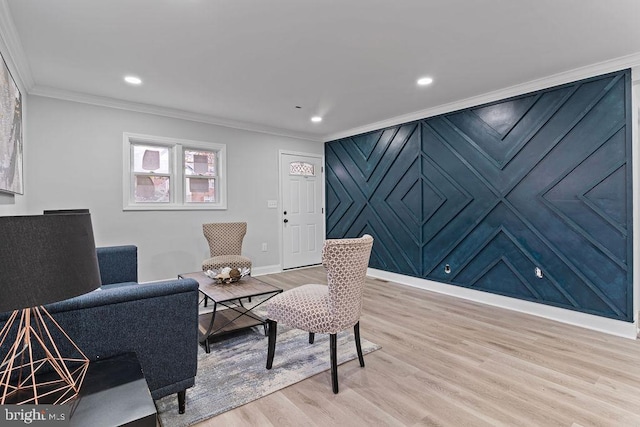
[{"left": 0, "top": 245, "right": 199, "bottom": 413}]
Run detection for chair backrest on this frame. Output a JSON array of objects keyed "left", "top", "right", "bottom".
[
  {"left": 202, "top": 222, "right": 247, "bottom": 257},
  {"left": 322, "top": 234, "right": 374, "bottom": 331}
]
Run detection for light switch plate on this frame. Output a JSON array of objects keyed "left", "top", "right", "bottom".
[{"left": 267, "top": 200, "right": 278, "bottom": 208}]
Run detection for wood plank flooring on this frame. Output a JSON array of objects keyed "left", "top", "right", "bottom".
[{"left": 193, "top": 267, "right": 640, "bottom": 426}]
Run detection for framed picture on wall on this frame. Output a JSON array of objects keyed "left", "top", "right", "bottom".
[{"left": 0, "top": 49, "right": 23, "bottom": 195}]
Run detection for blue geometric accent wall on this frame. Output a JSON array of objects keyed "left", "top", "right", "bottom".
[{"left": 326, "top": 69, "right": 633, "bottom": 321}]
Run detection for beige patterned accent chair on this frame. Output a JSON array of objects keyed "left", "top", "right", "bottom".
[
  {"left": 202, "top": 222, "right": 252, "bottom": 272},
  {"left": 265, "top": 234, "right": 374, "bottom": 393}
]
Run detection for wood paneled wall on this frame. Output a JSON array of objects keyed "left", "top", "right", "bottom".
[{"left": 326, "top": 70, "right": 633, "bottom": 321}]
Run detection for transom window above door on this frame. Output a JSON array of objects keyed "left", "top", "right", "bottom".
[{"left": 289, "top": 161, "right": 315, "bottom": 176}]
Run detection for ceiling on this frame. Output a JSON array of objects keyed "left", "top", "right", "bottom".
[{"left": 3, "top": 0, "right": 640, "bottom": 142}]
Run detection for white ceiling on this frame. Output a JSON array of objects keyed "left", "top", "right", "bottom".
[{"left": 3, "top": 0, "right": 640, "bottom": 141}]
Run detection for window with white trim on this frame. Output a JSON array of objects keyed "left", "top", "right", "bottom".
[{"left": 123, "top": 133, "right": 226, "bottom": 210}]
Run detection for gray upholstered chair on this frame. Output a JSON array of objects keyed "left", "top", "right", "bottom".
[
  {"left": 202, "top": 222, "right": 252, "bottom": 272},
  {"left": 265, "top": 234, "right": 374, "bottom": 393}
]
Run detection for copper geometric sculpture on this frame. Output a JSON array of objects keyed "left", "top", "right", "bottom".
[
  {"left": 0, "top": 306, "right": 89, "bottom": 405},
  {"left": 0, "top": 212, "right": 101, "bottom": 406}
]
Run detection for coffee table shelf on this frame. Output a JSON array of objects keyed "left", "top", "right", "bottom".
[
  {"left": 178, "top": 271, "right": 282, "bottom": 353},
  {"left": 197, "top": 306, "right": 265, "bottom": 337}
]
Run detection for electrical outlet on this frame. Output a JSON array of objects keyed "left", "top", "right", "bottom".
[
  {"left": 535, "top": 267, "right": 543, "bottom": 278},
  {"left": 261, "top": 243, "right": 268, "bottom": 252}
]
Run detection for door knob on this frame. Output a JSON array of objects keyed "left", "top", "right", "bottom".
[
  {"left": 283, "top": 211, "right": 287, "bottom": 215},
  {"left": 283, "top": 219, "right": 289, "bottom": 223}
]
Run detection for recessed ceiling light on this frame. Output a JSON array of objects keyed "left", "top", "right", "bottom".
[
  {"left": 311, "top": 116, "right": 322, "bottom": 123},
  {"left": 417, "top": 77, "right": 433, "bottom": 86},
  {"left": 124, "top": 75, "right": 142, "bottom": 85}
]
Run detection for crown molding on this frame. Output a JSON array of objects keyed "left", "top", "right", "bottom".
[
  {"left": 0, "top": 0, "right": 34, "bottom": 92},
  {"left": 323, "top": 52, "right": 640, "bottom": 142},
  {"left": 30, "top": 85, "right": 323, "bottom": 142},
  {"left": 0, "top": 0, "right": 320, "bottom": 143},
  {"left": 2, "top": 0, "right": 636, "bottom": 146}
]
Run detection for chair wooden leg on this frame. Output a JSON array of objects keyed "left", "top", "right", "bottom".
[
  {"left": 266, "top": 319, "right": 277, "bottom": 369},
  {"left": 177, "top": 390, "right": 186, "bottom": 414},
  {"left": 330, "top": 333, "right": 338, "bottom": 393},
  {"left": 309, "top": 332, "right": 315, "bottom": 344},
  {"left": 354, "top": 321, "right": 365, "bottom": 367}
]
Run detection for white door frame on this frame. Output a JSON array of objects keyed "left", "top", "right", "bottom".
[{"left": 278, "top": 149, "right": 325, "bottom": 269}]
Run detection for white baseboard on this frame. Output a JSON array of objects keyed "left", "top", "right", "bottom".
[
  {"left": 367, "top": 268, "right": 637, "bottom": 340},
  {"left": 251, "top": 264, "right": 282, "bottom": 276}
]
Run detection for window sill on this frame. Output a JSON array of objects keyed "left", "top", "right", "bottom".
[{"left": 123, "top": 203, "right": 227, "bottom": 211}]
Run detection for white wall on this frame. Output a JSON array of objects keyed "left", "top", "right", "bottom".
[{"left": 0, "top": 95, "right": 322, "bottom": 281}]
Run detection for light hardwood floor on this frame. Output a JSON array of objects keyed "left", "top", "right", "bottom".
[{"left": 194, "top": 267, "right": 640, "bottom": 426}]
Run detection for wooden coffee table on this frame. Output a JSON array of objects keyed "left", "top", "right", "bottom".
[{"left": 178, "top": 271, "right": 282, "bottom": 353}]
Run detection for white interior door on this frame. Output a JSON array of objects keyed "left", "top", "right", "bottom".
[{"left": 281, "top": 153, "right": 324, "bottom": 269}]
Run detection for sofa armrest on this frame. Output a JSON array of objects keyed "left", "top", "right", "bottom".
[
  {"left": 44, "top": 278, "right": 199, "bottom": 400},
  {"left": 96, "top": 245, "right": 138, "bottom": 285}
]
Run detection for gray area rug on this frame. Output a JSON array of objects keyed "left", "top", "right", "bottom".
[{"left": 155, "top": 310, "right": 381, "bottom": 427}]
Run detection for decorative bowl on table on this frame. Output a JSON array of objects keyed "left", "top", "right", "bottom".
[{"left": 204, "top": 267, "right": 250, "bottom": 284}]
